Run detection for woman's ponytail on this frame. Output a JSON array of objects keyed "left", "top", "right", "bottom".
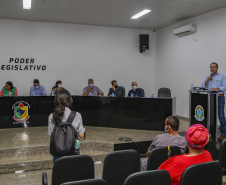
[{"left": 52, "top": 105, "right": 65, "bottom": 125}]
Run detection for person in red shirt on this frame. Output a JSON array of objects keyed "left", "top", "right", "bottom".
[{"left": 159, "top": 124, "right": 213, "bottom": 185}]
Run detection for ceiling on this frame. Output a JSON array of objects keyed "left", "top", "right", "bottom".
[{"left": 0, "top": 0, "right": 226, "bottom": 30}]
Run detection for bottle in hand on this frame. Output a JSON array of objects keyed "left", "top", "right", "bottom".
[{"left": 75, "top": 139, "right": 80, "bottom": 155}]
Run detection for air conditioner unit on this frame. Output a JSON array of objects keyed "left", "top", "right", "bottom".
[{"left": 173, "top": 23, "right": 195, "bottom": 36}]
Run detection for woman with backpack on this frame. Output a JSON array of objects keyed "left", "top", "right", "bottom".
[{"left": 48, "top": 89, "right": 85, "bottom": 163}]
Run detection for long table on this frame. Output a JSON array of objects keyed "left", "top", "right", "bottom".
[{"left": 0, "top": 96, "right": 176, "bottom": 130}]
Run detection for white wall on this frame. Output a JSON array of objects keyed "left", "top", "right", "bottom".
[
  {"left": 155, "top": 7, "right": 226, "bottom": 117},
  {"left": 0, "top": 19, "right": 156, "bottom": 96}
]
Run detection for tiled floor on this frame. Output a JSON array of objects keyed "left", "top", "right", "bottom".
[
  {"left": 0, "top": 163, "right": 103, "bottom": 185},
  {"left": 0, "top": 126, "right": 164, "bottom": 149},
  {"left": 0, "top": 169, "right": 52, "bottom": 185},
  {"left": 0, "top": 125, "right": 164, "bottom": 184}
]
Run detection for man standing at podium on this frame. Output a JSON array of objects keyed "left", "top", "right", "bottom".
[{"left": 202, "top": 62, "right": 226, "bottom": 141}]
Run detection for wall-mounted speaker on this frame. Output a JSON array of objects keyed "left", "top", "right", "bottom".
[{"left": 139, "top": 34, "right": 149, "bottom": 53}]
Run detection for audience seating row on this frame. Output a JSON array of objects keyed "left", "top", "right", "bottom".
[
  {"left": 43, "top": 138, "right": 226, "bottom": 185},
  {"left": 60, "top": 170, "right": 171, "bottom": 185},
  {"left": 60, "top": 162, "right": 222, "bottom": 185}
]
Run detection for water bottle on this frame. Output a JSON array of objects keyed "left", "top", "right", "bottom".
[
  {"left": 75, "top": 139, "right": 80, "bottom": 155},
  {"left": 88, "top": 92, "right": 91, "bottom": 96},
  {"left": 9, "top": 92, "right": 12, "bottom": 97},
  {"left": 131, "top": 93, "right": 134, "bottom": 98},
  {"left": 151, "top": 94, "right": 154, "bottom": 98},
  {"left": 191, "top": 84, "right": 194, "bottom": 90},
  {"left": 112, "top": 92, "right": 115, "bottom": 97}
]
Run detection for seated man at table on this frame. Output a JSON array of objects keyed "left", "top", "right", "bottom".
[
  {"left": 127, "top": 81, "right": 144, "bottom": 97},
  {"left": 0, "top": 81, "right": 18, "bottom": 97},
  {"left": 108, "top": 80, "right": 123, "bottom": 97},
  {"left": 30, "top": 79, "right": 47, "bottom": 96},
  {"left": 141, "top": 116, "right": 186, "bottom": 171},
  {"left": 83, "top": 78, "right": 104, "bottom": 96}
]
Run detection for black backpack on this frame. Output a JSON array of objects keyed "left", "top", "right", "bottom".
[{"left": 50, "top": 111, "right": 77, "bottom": 157}]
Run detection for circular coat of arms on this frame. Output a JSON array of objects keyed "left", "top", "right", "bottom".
[
  {"left": 12, "top": 101, "right": 30, "bottom": 122},
  {"left": 194, "top": 105, "right": 205, "bottom": 121}
]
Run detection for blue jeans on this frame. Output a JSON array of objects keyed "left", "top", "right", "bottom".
[
  {"left": 53, "top": 156, "right": 58, "bottom": 163},
  {"left": 218, "top": 96, "right": 226, "bottom": 135}
]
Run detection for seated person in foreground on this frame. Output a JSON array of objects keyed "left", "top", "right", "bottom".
[
  {"left": 0, "top": 81, "right": 18, "bottom": 97},
  {"left": 108, "top": 80, "right": 123, "bottom": 97},
  {"left": 127, "top": 81, "right": 144, "bottom": 97},
  {"left": 159, "top": 124, "right": 213, "bottom": 185},
  {"left": 141, "top": 116, "right": 186, "bottom": 171},
  {"left": 50, "top": 80, "right": 64, "bottom": 96},
  {"left": 83, "top": 78, "right": 104, "bottom": 96},
  {"left": 30, "top": 79, "right": 47, "bottom": 96}
]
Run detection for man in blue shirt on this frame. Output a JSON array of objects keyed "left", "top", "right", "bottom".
[
  {"left": 127, "top": 81, "right": 144, "bottom": 97},
  {"left": 30, "top": 79, "right": 47, "bottom": 96},
  {"left": 202, "top": 62, "right": 226, "bottom": 141}
]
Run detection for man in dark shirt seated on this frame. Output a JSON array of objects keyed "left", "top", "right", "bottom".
[
  {"left": 127, "top": 81, "right": 144, "bottom": 97},
  {"left": 108, "top": 80, "right": 124, "bottom": 97}
]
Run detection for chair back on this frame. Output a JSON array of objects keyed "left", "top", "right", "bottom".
[
  {"left": 158, "top": 88, "right": 171, "bottom": 98},
  {"left": 61, "top": 179, "right": 107, "bottom": 185},
  {"left": 219, "top": 138, "right": 226, "bottom": 169},
  {"left": 52, "top": 155, "right": 94, "bottom": 185},
  {"left": 139, "top": 88, "right": 145, "bottom": 97},
  {"left": 120, "top": 86, "right": 125, "bottom": 97},
  {"left": 124, "top": 170, "right": 171, "bottom": 185},
  {"left": 204, "top": 139, "right": 216, "bottom": 160},
  {"left": 147, "top": 146, "right": 181, "bottom": 170},
  {"left": 179, "top": 161, "right": 222, "bottom": 185},
  {"left": 102, "top": 149, "right": 140, "bottom": 185}
]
